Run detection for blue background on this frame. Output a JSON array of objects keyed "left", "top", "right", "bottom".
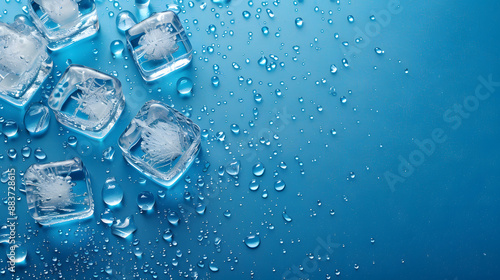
[{"left": 1, "top": 0, "right": 500, "bottom": 279}]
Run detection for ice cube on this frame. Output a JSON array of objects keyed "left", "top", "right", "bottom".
[
  {"left": 126, "top": 11, "right": 192, "bottom": 81},
  {"left": 118, "top": 100, "right": 201, "bottom": 188},
  {"left": 28, "top": 0, "right": 99, "bottom": 50},
  {"left": 0, "top": 20, "right": 52, "bottom": 107},
  {"left": 24, "top": 157, "right": 94, "bottom": 225},
  {"left": 48, "top": 65, "right": 125, "bottom": 139}
]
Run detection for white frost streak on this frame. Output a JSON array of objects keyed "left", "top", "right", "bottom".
[
  {"left": 71, "top": 78, "right": 111, "bottom": 121},
  {"left": 39, "top": 0, "right": 79, "bottom": 25},
  {"left": 31, "top": 167, "right": 75, "bottom": 212},
  {"left": 138, "top": 27, "right": 179, "bottom": 61},
  {"left": 140, "top": 121, "right": 184, "bottom": 168}
]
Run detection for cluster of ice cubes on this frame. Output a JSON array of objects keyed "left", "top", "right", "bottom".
[{"left": 0, "top": 2, "right": 198, "bottom": 225}]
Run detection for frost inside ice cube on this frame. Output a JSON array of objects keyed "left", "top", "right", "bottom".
[
  {"left": 48, "top": 65, "right": 125, "bottom": 139},
  {"left": 28, "top": 0, "right": 99, "bottom": 50},
  {"left": 126, "top": 11, "right": 192, "bottom": 81},
  {"left": 118, "top": 100, "right": 201, "bottom": 188},
  {"left": 24, "top": 157, "right": 93, "bottom": 226},
  {"left": 0, "top": 20, "right": 52, "bottom": 106},
  {"left": 37, "top": 0, "right": 79, "bottom": 25}
]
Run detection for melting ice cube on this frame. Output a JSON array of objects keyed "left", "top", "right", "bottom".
[
  {"left": 0, "top": 20, "right": 52, "bottom": 107},
  {"left": 118, "top": 100, "right": 201, "bottom": 188},
  {"left": 24, "top": 157, "right": 93, "bottom": 225},
  {"left": 48, "top": 65, "right": 125, "bottom": 139},
  {"left": 126, "top": 11, "right": 192, "bottom": 81},
  {"left": 28, "top": 0, "right": 99, "bottom": 50}
]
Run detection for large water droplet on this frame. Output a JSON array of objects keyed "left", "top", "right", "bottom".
[
  {"left": 137, "top": 191, "right": 155, "bottom": 211},
  {"left": 110, "top": 40, "right": 125, "bottom": 56},
  {"left": 163, "top": 229, "right": 173, "bottom": 242},
  {"left": 226, "top": 160, "right": 241, "bottom": 176},
  {"left": 2, "top": 120, "right": 18, "bottom": 138},
  {"left": 102, "top": 177, "right": 124, "bottom": 206},
  {"left": 116, "top": 11, "right": 137, "bottom": 33},
  {"left": 112, "top": 216, "right": 137, "bottom": 238},
  {"left": 6, "top": 242, "right": 27, "bottom": 263},
  {"left": 330, "top": 64, "right": 338, "bottom": 74},
  {"left": 24, "top": 104, "right": 50, "bottom": 136},
  {"left": 177, "top": 77, "right": 194, "bottom": 97},
  {"left": 274, "top": 180, "right": 286, "bottom": 191},
  {"left": 249, "top": 179, "right": 260, "bottom": 191},
  {"left": 34, "top": 147, "right": 46, "bottom": 160},
  {"left": 252, "top": 162, "right": 265, "bottom": 177},
  {"left": 168, "top": 211, "right": 180, "bottom": 226},
  {"left": 244, "top": 234, "right": 261, "bottom": 249}
]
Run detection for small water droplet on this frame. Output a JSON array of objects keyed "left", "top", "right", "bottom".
[
  {"left": 244, "top": 234, "right": 260, "bottom": 249},
  {"left": 137, "top": 191, "right": 155, "bottom": 211},
  {"left": 102, "top": 177, "right": 124, "bottom": 206}
]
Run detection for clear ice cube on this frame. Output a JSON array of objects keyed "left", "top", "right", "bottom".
[
  {"left": 28, "top": 0, "right": 99, "bottom": 50},
  {"left": 48, "top": 65, "right": 125, "bottom": 139},
  {"left": 118, "top": 100, "right": 201, "bottom": 188},
  {"left": 0, "top": 20, "right": 53, "bottom": 107},
  {"left": 126, "top": 11, "right": 192, "bottom": 81},
  {"left": 24, "top": 157, "right": 94, "bottom": 225}
]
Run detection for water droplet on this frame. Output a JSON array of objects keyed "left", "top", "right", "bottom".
[
  {"left": 177, "top": 77, "right": 194, "bottom": 97},
  {"left": 137, "top": 191, "right": 155, "bottom": 211},
  {"left": 295, "top": 17, "right": 303, "bottom": 27},
  {"left": 6, "top": 242, "right": 27, "bottom": 263},
  {"left": 168, "top": 211, "right": 180, "bottom": 226},
  {"left": 2, "top": 120, "right": 18, "bottom": 138},
  {"left": 101, "top": 208, "right": 115, "bottom": 225},
  {"left": 24, "top": 104, "right": 50, "bottom": 136},
  {"left": 112, "top": 215, "right": 137, "bottom": 238},
  {"left": 110, "top": 40, "right": 125, "bottom": 56},
  {"left": 196, "top": 203, "right": 206, "bottom": 215},
  {"left": 211, "top": 76, "right": 220, "bottom": 87},
  {"left": 340, "top": 96, "right": 347, "bottom": 104},
  {"left": 7, "top": 148, "right": 16, "bottom": 159},
  {"left": 262, "top": 189, "right": 268, "bottom": 198},
  {"left": 242, "top": 11, "right": 251, "bottom": 19},
  {"left": 166, "top": 3, "right": 181, "bottom": 14},
  {"left": 21, "top": 146, "right": 31, "bottom": 158},
  {"left": 223, "top": 210, "right": 232, "bottom": 218},
  {"left": 261, "top": 26, "right": 269, "bottom": 35},
  {"left": 347, "top": 15, "right": 354, "bottom": 23},
  {"left": 209, "top": 262, "right": 219, "bottom": 272},
  {"left": 67, "top": 135, "right": 77, "bottom": 147},
  {"left": 230, "top": 124, "right": 240, "bottom": 134},
  {"left": 249, "top": 179, "right": 260, "bottom": 191},
  {"left": 244, "top": 234, "right": 260, "bottom": 249},
  {"left": 102, "top": 177, "right": 124, "bottom": 206},
  {"left": 34, "top": 147, "right": 46, "bottom": 160},
  {"left": 274, "top": 180, "right": 286, "bottom": 191},
  {"left": 330, "top": 64, "right": 338, "bottom": 74},
  {"left": 162, "top": 229, "right": 173, "bottom": 242},
  {"left": 342, "top": 58, "right": 349, "bottom": 68},
  {"left": 252, "top": 162, "right": 265, "bottom": 177},
  {"left": 116, "top": 11, "right": 137, "bottom": 33},
  {"left": 374, "top": 47, "right": 384, "bottom": 55},
  {"left": 103, "top": 146, "right": 115, "bottom": 160},
  {"left": 225, "top": 160, "right": 241, "bottom": 176},
  {"left": 282, "top": 210, "right": 293, "bottom": 222}
]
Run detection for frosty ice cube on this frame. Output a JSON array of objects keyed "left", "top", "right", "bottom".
[
  {"left": 24, "top": 157, "right": 93, "bottom": 225},
  {"left": 118, "top": 100, "right": 201, "bottom": 188},
  {"left": 48, "top": 65, "right": 125, "bottom": 139},
  {"left": 28, "top": 0, "right": 99, "bottom": 51},
  {"left": 126, "top": 11, "right": 193, "bottom": 81},
  {"left": 0, "top": 20, "right": 53, "bottom": 107}
]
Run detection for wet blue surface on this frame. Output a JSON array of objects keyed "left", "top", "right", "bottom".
[{"left": 1, "top": 0, "right": 500, "bottom": 279}]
